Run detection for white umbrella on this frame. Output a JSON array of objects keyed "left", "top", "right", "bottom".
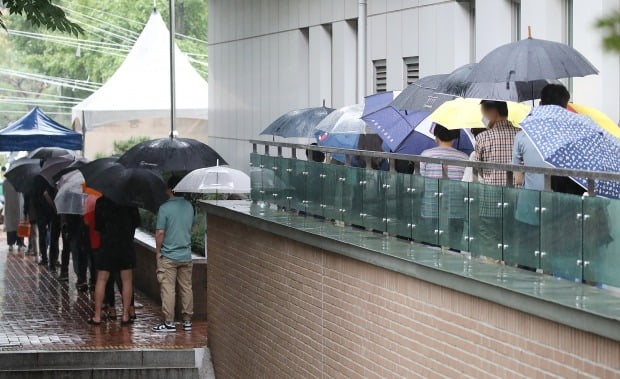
[
  {"left": 174, "top": 166, "right": 251, "bottom": 194},
  {"left": 54, "top": 171, "right": 87, "bottom": 215}
]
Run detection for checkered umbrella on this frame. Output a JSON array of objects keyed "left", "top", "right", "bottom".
[{"left": 520, "top": 105, "right": 620, "bottom": 198}]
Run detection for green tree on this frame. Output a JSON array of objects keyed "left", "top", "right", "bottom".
[
  {"left": 597, "top": 10, "right": 620, "bottom": 53},
  {"left": 0, "top": 0, "right": 82, "bottom": 35},
  {"left": 112, "top": 136, "right": 150, "bottom": 155}
]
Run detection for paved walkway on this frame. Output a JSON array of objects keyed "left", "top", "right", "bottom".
[{"left": 0, "top": 238, "right": 207, "bottom": 351}]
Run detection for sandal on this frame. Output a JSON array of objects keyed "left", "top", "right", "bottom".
[
  {"left": 87, "top": 317, "right": 102, "bottom": 325},
  {"left": 120, "top": 318, "right": 133, "bottom": 326}
]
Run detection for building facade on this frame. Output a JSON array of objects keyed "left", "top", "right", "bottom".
[{"left": 208, "top": 0, "right": 620, "bottom": 171}]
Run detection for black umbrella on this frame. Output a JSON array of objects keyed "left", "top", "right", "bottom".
[
  {"left": 51, "top": 159, "right": 89, "bottom": 182},
  {"left": 437, "top": 63, "right": 561, "bottom": 102},
  {"left": 260, "top": 105, "right": 335, "bottom": 138},
  {"left": 27, "top": 147, "right": 75, "bottom": 160},
  {"left": 5, "top": 158, "right": 41, "bottom": 193},
  {"left": 118, "top": 138, "right": 226, "bottom": 172},
  {"left": 81, "top": 162, "right": 167, "bottom": 213},
  {"left": 390, "top": 74, "right": 456, "bottom": 111},
  {"left": 466, "top": 37, "right": 598, "bottom": 83},
  {"left": 39, "top": 154, "right": 77, "bottom": 186}
]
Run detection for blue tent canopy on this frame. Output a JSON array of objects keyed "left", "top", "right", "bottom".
[{"left": 0, "top": 107, "right": 83, "bottom": 151}]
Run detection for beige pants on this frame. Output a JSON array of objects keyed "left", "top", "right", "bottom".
[{"left": 156, "top": 256, "right": 194, "bottom": 322}]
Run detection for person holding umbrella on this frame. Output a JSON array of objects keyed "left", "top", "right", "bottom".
[
  {"left": 474, "top": 100, "right": 520, "bottom": 256},
  {"left": 153, "top": 176, "right": 195, "bottom": 333},
  {"left": 1, "top": 167, "right": 25, "bottom": 252},
  {"left": 89, "top": 196, "right": 140, "bottom": 325}
]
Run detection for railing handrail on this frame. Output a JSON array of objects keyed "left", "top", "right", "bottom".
[{"left": 249, "top": 139, "right": 620, "bottom": 185}]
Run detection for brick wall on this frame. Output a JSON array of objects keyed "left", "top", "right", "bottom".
[{"left": 207, "top": 215, "right": 620, "bottom": 378}]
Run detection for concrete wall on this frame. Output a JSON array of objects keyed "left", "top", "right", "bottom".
[
  {"left": 209, "top": 0, "right": 620, "bottom": 172},
  {"left": 206, "top": 215, "right": 620, "bottom": 378}
]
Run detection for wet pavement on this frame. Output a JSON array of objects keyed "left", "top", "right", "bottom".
[{"left": 0, "top": 238, "right": 207, "bottom": 351}]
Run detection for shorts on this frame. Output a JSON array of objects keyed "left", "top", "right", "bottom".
[{"left": 94, "top": 244, "right": 136, "bottom": 272}]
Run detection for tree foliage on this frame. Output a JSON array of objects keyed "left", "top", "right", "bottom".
[
  {"left": 0, "top": 0, "right": 207, "bottom": 127},
  {"left": 0, "top": 0, "right": 83, "bottom": 36},
  {"left": 597, "top": 10, "right": 620, "bottom": 53},
  {"left": 112, "top": 136, "right": 150, "bottom": 156}
]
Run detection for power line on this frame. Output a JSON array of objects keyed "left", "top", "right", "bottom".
[
  {"left": 58, "top": 5, "right": 140, "bottom": 39},
  {"left": 0, "top": 69, "right": 101, "bottom": 92},
  {"left": 0, "top": 87, "right": 84, "bottom": 101}
]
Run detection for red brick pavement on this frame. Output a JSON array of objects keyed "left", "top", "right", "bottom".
[{"left": 0, "top": 240, "right": 207, "bottom": 351}]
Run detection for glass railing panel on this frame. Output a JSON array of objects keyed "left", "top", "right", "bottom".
[
  {"left": 322, "top": 164, "right": 344, "bottom": 221},
  {"left": 468, "top": 182, "right": 503, "bottom": 260},
  {"left": 540, "top": 192, "right": 583, "bottom": 282},
  {"left": 362, "top": 169, "right": 388, "bottom": 232},
  {"left": 502, "top": 187, "right": 541, "bottom": 270},
  {"left": 412, "top": 175, "right": 439, "bottom": 246},
  {"left": 270, "top": 156, "right": 292, "bottom": 208},
  {"left": 341, "top": 166, "right": 366, "bottom": 227},
  {"left": 385, "top": 172, "right": 414, "bottom": 239},
  {"left": 583, "top": 196, "right": 619, "bottom": 286},
  {"left": 306, "top": 161, "right": 325, "bottom": 217},
  {"left": 289, "top": 159, "right": 309, "bottom": 212},
  {"left": 438, "top": 179, "right": 469, "bottom": 252},
  {"left": 250, "top": 153, "right": 264, "bottom": 203},
  {"left": 260, "top": 155, "right": 276, "bottom": 203}
]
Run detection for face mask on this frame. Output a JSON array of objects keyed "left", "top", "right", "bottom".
[{"left": 481, "top": 117, "right": 491, "bottom": 128}]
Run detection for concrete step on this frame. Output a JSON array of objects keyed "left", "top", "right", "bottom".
[
  {"left": 0, "top": 367, "right": 200, "bottom": 379},
  {"left": 0, "top": 348, "right": 213, "bottom": 379}
]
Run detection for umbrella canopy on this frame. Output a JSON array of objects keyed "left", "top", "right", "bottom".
[
  {"left": 260, "top": 106, "right": 335, "bottom": 138},
  {"left": 362, "top": 106, "right": 429, "bottom": 151},
  {"left": 438, "top": 63, "right": 560, "bottom": 102},
  {"left": 54, "top": 171, "right": 87, "bottom": 215},
  {"left": 390, "top": 74, "right": 454, "bottom": 111},
  {"left": 315, "top": 104, "right": 373, "bottom": 135},
  {"left": 393, "top": 130, "right": 438, "bottom": 155},
  {"left": 118, "top": 137, "right": 226, "bottom": 172},
  {"left": 567, "top": 103, "right": 620, "bottom": 138},
  {"left": 81, "top": 162, "right": 167, "bottom": 212},
  {"left": 51, "top": 159, "right": 88, "bottom": 183},
  {"left": 174, "top": 166, "right": 251, "bottom": 194},
  {"left": 466, "top": 37, "right": 598, "bottom": 83},
  {"left": 4, "top": 158, "right": 41, "bottom": 193},
  {"left": 429, "top": 98, "right": 531, "bottom": 129},
  {"left": 0, "top": 107, "right": 83, "bottom": 152},
  {"left": 316, "top": 132, "right": 359, "bottom": 163},
  {"left": 362, "top": 92, "right": 400, "bottom": 118},
  {"left": 520, "top": 105, "right": 620, "bottom": 198},
  {"left": 39, "top": 154, "right": 77, "bottom": 186},
  {"left": 27, "top": 147, "right": 75, "bottom": 160}
]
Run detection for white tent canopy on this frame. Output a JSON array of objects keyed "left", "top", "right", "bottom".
[{"left": 72, "top": 10, "right": 208, "bottom": 130}]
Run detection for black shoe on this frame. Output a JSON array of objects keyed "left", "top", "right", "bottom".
[
  {"left": 76, "top": 283, "right": 88, "bottom": 292},
  {"left": 152, "top": 322, "right": 176, "bottom": 332},
  {"left": 58, "top": 273, "right": 69, "bottom": 282},
  {"left": 39, "top": 260, "right": 48, "bottom": 266}
]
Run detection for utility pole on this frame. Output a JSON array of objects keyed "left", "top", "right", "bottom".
[
  {"left": 357, "top": 0, "right": 367, "bottom": 103},
  {"left": 169, "top": 0, "right": 177, "bottom": 138}
]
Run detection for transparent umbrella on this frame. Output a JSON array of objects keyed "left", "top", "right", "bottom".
[
  {"left": 315, "top": 104, "right": 375, "bottom": 134},
  {"left": 54, "top": 171, "right": 87, "bottom": 215},
  {"left": 174, "top": 165, "right": 251, "bottom": 194}
]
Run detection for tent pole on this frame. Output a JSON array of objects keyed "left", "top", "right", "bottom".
[
  {"left": 169, "top": 0, "right": 177, "bottom": 139},
  {"left": 81, "top": 110, "right": 86, "bottom": 157}
]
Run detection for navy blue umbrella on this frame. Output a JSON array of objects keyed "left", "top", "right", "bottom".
[
  {"left": 390, "top": 75, "right": 456, "bottom": 111},
  {"left": 362, "top": 107, "right": 430, "bottom": 152},
  {"left": 260, "top": 105, "right": 335, "bottom": 138}
]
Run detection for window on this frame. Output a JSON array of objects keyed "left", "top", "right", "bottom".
[
  {"left": 511, "top": 0, "right": 521, "bottom": 41},
  {"left": 402, "top": 56, "right": 420, "bottom": 86},
  {"left": 373, "top": 59, "right": 387, "bottom": 93}
]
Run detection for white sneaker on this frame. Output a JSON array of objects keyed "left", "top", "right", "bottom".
[
  {"left": 152, "top": 322, "right": 176, "bottom": 332},
  {"left": 183, "top": 320, "right": 192, "bottom": 331}
]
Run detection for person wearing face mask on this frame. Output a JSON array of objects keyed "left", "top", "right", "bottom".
[{"left": 473, "top": 100, "right": 520, "bottom": 259}]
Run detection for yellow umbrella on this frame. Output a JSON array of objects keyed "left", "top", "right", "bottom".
[
  {"left": 429, "top": 98, "right": 531, "bottom": 130},
  {"left": 567, "top": 103, "right": 620, "bottom": 138}
]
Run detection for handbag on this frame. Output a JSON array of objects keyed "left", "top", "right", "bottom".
[{"left": 17, "top": 220, "right": 31, "bottom": 238}]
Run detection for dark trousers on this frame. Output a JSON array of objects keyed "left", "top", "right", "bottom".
[
  {"left": 60, "top": 232, "right": 70, "bottom": 275},
  {"left": 37, "top": 216, "right": 60, "bottom": 265},
  {"left": 6, "top": 231, "right": 24, "bottom": 247}
]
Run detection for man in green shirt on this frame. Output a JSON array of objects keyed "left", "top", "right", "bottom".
[{"left": 152, "top": 176, "right": 195, "bottom": 332}]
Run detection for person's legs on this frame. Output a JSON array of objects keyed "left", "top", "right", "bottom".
[
  {"left": 119, "top": 269, "right": 133, "bottom": 323},
  {"left": 92, "top": 270, "right": 110, "bottom": 323},
  {"left": 103, "top": 271, "right": 116, "bottom": 308},
  {"left": 59, "top": 221, "right": 71, "bottom": 277},
  {"left": 36, "top": 220, "right": 49, "bottom": 265},
  {"left": 157, "top": 257, "right": 177, "bottom": 323},
  {"left": 7, "top": 231, "right": 16, "bottom": 249},
  {"left": 48, "top": 216, "right": 61, "bottom": 268},
  {"left": 176, "top": 262, "right": 194, "bottom": 325},
  {"left": 28, "top": 222, "right": 38, "bottom": 255}
]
